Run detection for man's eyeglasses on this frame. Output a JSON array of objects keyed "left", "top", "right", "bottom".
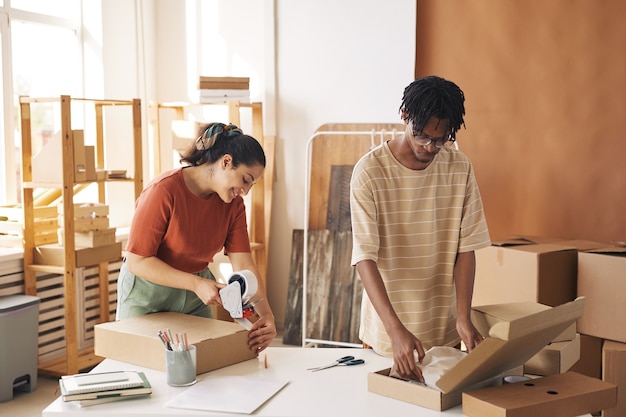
[{"left": 411, "top": 132, "right": 453, "bottom": 149}]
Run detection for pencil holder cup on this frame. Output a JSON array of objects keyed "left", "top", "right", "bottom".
[{"left": 165, "top": 345, "right": 197, "bottom": 387}]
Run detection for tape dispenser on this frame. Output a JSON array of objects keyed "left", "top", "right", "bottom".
[{"left": 219, "top": 270, "right": 259, "bottom": 330}]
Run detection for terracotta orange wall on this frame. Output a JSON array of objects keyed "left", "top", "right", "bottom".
[{"left": 415, "top": 0, "right": 626, "bottom": 244}]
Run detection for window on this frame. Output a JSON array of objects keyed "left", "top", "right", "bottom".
[{"left": 0, "top": 2, "right": 83, "bottom": 205}]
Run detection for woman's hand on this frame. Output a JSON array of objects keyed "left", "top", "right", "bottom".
[
  {"left": 194, "top": 278, "right": 227, "bottom": 306},
  {"left": 247, "top": 314, "right": 277, "bottom": 353}
]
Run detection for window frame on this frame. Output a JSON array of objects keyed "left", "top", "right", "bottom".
[{"left": 0, "top": 4, "right": 84, "bottom": 206}]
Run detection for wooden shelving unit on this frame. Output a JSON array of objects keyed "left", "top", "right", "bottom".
[
  {"left": 19, "top": 95, "right": 143, "bottom": 376},
  {"left": 149, "top": 101, "right": 274, "bottom": 290}
]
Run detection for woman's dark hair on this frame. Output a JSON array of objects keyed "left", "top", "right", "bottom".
[
  {"left": 179, "top": 122, "right": 266, "bottom": 168},
  {"left": 399, "top": 75, "right": 466, "bottom": 139}
]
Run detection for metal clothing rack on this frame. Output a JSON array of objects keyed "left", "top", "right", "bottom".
[{"left": 302, "top": 128, "right": 402, "bottom": 348}]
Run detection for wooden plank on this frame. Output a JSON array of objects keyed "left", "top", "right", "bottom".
[
  {"left": 326, "top": 165, "right": 354, "bottom": 231},
  {"left": 305, "top": 230, "right": 335, "bottom": 341},
  {"left": 282, "top": 230, "right": 305, "bottom": 345},
  {"left": 282, "top": 229, "right": 333, "bottom": 344},
  {"left": 283, "top": 229, "right": 362, "bottom": 346},
  {"left": 309, "top": 123, "right": 404, "bottom": 229},
  {"left": 326, "top": 230, "right": 356, "bottom": 342}
]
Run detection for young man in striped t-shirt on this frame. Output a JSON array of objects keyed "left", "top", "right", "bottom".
[{"left": 350, "top": 76, "right": 491, "bottom": 383}]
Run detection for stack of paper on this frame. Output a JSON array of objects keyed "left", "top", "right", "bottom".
[
  {"left": 197, "top": 76, "right": 250, "bottom": 103},
  {"left": 59, "top": 370, "right": 152, "bottom": 407}
]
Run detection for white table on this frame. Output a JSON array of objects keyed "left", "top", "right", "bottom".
[
  {"left": 43, "top": 347, "right": 464, "bottom": 416},
  {"left": 42, "top": 347, "right": 593, "bottom": 417}
]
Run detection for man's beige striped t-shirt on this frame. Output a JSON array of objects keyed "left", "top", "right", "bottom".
[{"left": 350, "top": 141, "right": 490, "bottom": 356}]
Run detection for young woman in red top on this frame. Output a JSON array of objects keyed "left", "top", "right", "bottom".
[{"left": 117, "top": 122, "right": 276, "bottom": 353}]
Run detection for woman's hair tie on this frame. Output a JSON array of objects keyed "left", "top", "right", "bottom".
[{"left": 195, "top": 122, "right": 243, "bottom": 150}]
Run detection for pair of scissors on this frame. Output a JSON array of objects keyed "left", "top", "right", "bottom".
[{"left": 307, "top": 355, "right": 365, "bottom": 372}]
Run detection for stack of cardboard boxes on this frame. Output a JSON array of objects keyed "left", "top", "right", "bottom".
[
  {"left": 57, "top": 203, "right": 116, "bottom": 249},
  {"left": 34, "top": 203, "right": 121, "bottom": 267},
  {"left": 576, "top": 244, "right": 626, "bottom": 417},
  {"left": 0, "top": 205, "right": 58, "bottom": 248},
  {"left": 473, "top": 237, "right": 625, "bottom": 417}
]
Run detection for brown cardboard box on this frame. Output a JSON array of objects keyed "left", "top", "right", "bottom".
[
  {"left": 570, "top": 334, "right": 603, "bottom": 379},
  {"left": 602, "top": 340, "right": 626, "bottom": 417},
  {"left": 34, "top": 242, "right": 122, "bottom": 267},
  {"left": 368, "top": 298, "right": 585, "bottom": 411},
  {"left": 368, "top": 367, "right": 504, "bottom": 411},
  {"left": 463, "top": 371, "right": 617, "bottom": 417},
  {"left": 57, "top": 202, "right": 109, "bottom": 218},
  {"left": 524, "top": 333, "right": 580, "bottom": 376},
  {"left": 472, "top": 300, "right": 577, "bottom": 343},
  {"left": 94, "top": 312, "right": 256, "bottom": 374},
  {"left": 0, "top": 205, "right": 59, "bottom": 248},
  {"left": 84, "top": 146, "right": 97, "bottom": 181},
  {"left": 57, "top": 228, "right": 116, "bottom": 248},
  {"left": 577, "top": 247, "right": 626, "bottom": 343},
  {"left": 474, "top": 241, "right": 578, "bottom": 307}
]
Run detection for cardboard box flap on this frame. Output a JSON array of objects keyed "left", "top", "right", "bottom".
[
  {"left": 436, "top": 297, "right": 585, "bottom": 393},
  {"left": 512, "top": 243, "right": 577, "bottom": 254},
  {"left": 491, "top": 237, "right": 537, "bottom": 247},
  {"left": 462, "top": 371, "right": 617, "bottom": 417},
  {"left": 96, "top": 312, "right": 248, "bottom": 341},
  {"left": 586, "top": 245, "right": 626, "bottom": 256},
  {"left": 488, "top": 297, "right": 584, "bottom": 341},
  {"left": 550, "top": 239, "right": 609, "bottom": 251},
  {"left": 491, "top": 235, "right": 566, "bottom": 247},
  {"left": 472, "top": 301, "right": 552, "bottom": 335}
]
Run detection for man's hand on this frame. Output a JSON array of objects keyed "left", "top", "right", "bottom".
[
  {"left": 456, "top": 318, "right": 484, "bottom": 352},
  {"left": 390, "top": 326, "right": 426, "bottom": 382}
]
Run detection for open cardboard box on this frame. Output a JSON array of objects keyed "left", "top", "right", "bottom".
[
  {"left": 368, "top": 297, "right": 585, "bottom": 411},
  {"left": 94, "top": 312, "right": 256, "bottom": 374}
]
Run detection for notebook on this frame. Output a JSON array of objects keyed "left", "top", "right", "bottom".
[
  {"left": 60, "top": 372, "right": 151, "bottom": 402},
  {"left": 77, "top": 393, "right": 151, "bottom": 407},
  {"left": 60, "top": 371, "right": 146, "bottom": 396}
]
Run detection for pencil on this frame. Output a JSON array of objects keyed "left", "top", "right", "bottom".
[{"left": 167, "top": 328, "right": 175, "bottom": 349}]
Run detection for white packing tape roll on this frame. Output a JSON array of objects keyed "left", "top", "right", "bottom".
[{"left": 227, "top": 270, "right": 258, "bottom": 303}]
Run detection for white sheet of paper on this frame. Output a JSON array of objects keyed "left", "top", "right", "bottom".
[{"left": 165, "top": 375, "right": 289, "bottom": 414}]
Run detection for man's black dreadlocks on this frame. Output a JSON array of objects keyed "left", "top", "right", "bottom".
[{"left": 399, "top": 75, "right": 466, "bottom": 140}]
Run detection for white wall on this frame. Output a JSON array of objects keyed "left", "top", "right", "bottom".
[
  {"left": 102, "top": 0, "right": 416, "bottom": 329},
  {"left": 271, "top": 0, "right": 416, "bottom": 327}
]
